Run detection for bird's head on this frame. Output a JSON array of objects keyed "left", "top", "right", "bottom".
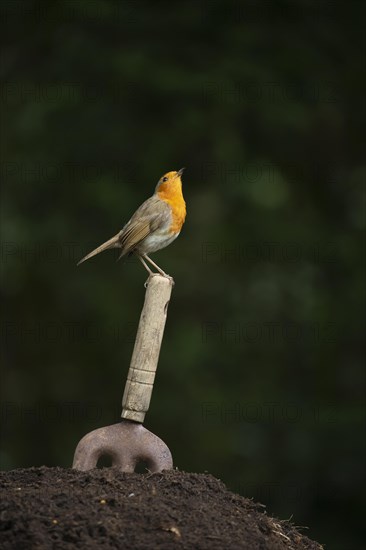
[{"left": 155, "top": 168, "right": 185, "bottom": 195}]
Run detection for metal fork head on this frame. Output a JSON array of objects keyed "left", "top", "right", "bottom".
[{"left": 72, "top": 420, "right": 173, "bottom": 473}]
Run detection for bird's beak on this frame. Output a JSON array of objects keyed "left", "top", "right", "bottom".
[{"left": 177, "top": 167, "right": 185, "bottom": 177}]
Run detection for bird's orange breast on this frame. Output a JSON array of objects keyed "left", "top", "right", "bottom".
[{"left": 157, "top": 181, "right": 186, "bottom": 234}]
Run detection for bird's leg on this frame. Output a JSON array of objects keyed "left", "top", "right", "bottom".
[
  {"left": 137, "top": 255, "right": 156, "bottom": 287},
  {"left": 138, "top": 255, "right": 155, "bottom": 275},
  {"left": 142, "top": 254, "right": 168, "bottom": 277},
  {"left": 142, "top": 255, "right": 174, "bottom": 285},
  {"left": 138, "top": 254, "right": 174, "bottom": 285},
  {"left": 138, "top": 255, "right": 166, "bottom": 288}
]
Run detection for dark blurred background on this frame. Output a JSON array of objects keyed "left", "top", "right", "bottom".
[{"left": 1, "top": 1, "right": 365, "bottom": 548}]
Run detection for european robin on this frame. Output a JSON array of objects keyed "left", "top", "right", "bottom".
[{"left": 77, "top": 168, "right": 186, "bottom": 277}]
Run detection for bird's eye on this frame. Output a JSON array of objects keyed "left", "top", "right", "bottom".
[{"left": 162, "top": 177, "right": 168, "bottom": 182}]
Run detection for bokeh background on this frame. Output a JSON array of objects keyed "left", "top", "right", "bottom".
[{"left": 1, "top": 1, "right": 365, "bottom": 548}]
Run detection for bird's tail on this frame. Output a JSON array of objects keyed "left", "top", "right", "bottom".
[{"left": 77, "top": 233, "right": 121, "bottom": 266}]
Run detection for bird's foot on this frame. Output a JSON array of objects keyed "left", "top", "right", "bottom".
[
  {"left": 163, "top": 273, "right": 175, "bottom": 286},
  {"left": 144, "top": 272, "right": 174, "bottom": 288},
  {"left": 153, "top": 267, "right": 175, "bottom": 285}
]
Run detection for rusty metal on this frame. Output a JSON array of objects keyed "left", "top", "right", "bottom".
[{"left": 72, "top": 420, "right": 173, "bottom": 472}]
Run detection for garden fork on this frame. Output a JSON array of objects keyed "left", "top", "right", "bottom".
[{"left": 72, "top": 274, "right": 173, "bottom": 472}]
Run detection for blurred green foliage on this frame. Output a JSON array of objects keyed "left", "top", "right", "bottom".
[{"left": 1, "top": 1, "right": 365, "bottom": 548}]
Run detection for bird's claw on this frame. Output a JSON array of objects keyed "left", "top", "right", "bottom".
[
  {"left": 144, "top": 273, "right": 174, "bottom": 288},
  {"left": 164, "top": 274, "right": 175, "bottom": 286}
]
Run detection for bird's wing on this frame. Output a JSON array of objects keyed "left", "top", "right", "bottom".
[{"left": 118, "top": 196, "right": 170, "bottom": 256}]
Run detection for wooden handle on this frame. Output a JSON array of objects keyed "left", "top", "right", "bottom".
[{"left": 121, "top": 274, "right": 174, "bottom": 422}]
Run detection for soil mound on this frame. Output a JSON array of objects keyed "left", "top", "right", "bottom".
[{"left": 0, "top": 467, "right": 323, "bottom": 549}]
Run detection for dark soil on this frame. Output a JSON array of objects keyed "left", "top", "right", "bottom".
[{"left": 0, "top": 467, "right": 323, "bottom": 549}]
